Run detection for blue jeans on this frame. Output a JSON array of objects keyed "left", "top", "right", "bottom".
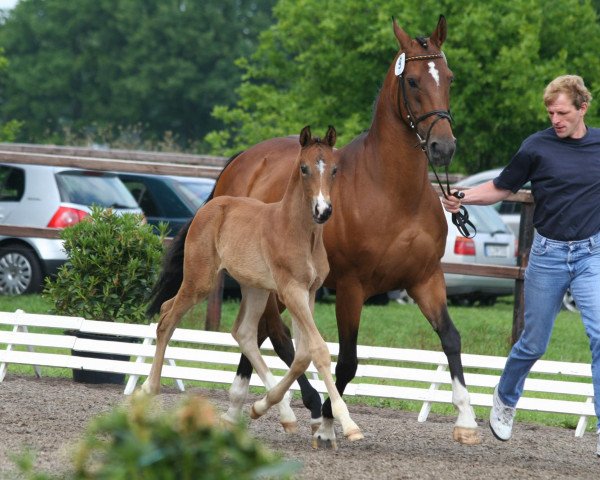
[{"left": 497, "top": 230, "right": 600, "bottom": 430}]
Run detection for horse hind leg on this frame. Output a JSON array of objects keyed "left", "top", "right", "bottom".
[
  {"left": 142, "top": 244, "right": 218, "bottom": 395},
  {"left": 141, "top": 286, "right": 201, "bottom": 395},
  {"left": 410, "top": 278, "right": 481, "bottom": 445}
]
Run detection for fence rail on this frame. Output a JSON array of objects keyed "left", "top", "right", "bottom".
[{"left": 0, "top": 144, "right": 535, "bottom": 340}]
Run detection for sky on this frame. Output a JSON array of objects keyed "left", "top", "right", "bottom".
[{"left": 0, "top": 0, "right": 17, "bottom": 10}]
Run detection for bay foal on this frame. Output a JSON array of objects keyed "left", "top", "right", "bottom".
[{"left": 142, "top": 125, "right": 363, "bottom": 445}]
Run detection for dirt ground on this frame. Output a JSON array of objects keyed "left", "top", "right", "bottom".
[{"left": 0, "top": 375, "right": 598, "bottom": 479}]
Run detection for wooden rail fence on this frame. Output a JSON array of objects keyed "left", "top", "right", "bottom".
[{"left": 0, "top": 144, "right": 535, "bottom": 341}]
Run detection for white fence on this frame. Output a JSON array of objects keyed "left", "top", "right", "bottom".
[{"left": 0, "top": 310, "right": 594, "bottom": 437}]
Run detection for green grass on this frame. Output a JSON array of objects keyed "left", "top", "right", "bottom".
[{"left": 1, "top": 294, "right": 594, "bottom": 432}]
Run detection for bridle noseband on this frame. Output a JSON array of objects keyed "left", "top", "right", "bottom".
[{"left": 396, "top": 51, "right": 475, "bottom": 238}]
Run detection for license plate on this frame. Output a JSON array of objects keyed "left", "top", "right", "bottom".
[{"left": 485, "top": 244, "right": 508, "bottom": 257}]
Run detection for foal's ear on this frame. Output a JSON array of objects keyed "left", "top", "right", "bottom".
[
  {"left": 299, "top": 125, "right": 312, "bottom": 147},
  {"left": 324, "top": 125, "right": 337, "bottom": 147}
]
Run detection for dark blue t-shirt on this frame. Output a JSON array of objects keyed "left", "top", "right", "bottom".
[{"left": 493, "top": 126, "right": 600, "bottom": 241}]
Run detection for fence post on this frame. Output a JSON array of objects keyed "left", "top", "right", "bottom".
[
  {"left": 204, "top": 271, "right": 224, "bottom": 331},
  {"left": 512, "top": 202, "right": 535, "bottom": 344}
]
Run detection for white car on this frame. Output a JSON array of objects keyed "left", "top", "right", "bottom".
[
  {"left": 0, "top": 163, "right": 141, "bottom": 295},
  {"left": 442, "top": 204, "right": 516, "bottom": 306}
]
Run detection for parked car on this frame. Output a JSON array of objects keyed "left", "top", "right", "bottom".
[
  {"left": 0, "top": 163, "right": 141, "bottom": 295},
  {"left": 117, "top": 173, "right": 215, "bottom": 236},
  {"left": 442, "top": 203, "right": 517, "bottom": 306}
]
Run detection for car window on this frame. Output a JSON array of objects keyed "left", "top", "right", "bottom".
[
  {"left": 0, "top": 166, "right": 25, "bottom": 201},
  {"left": 464, "top": 205, "right": 510, "bottom": 234},
  {"left": 55, "top": 171, "right": 138, "bottom": 208},
  {"left": 176, "top": 179, "right": 214, "bottom": 207}
]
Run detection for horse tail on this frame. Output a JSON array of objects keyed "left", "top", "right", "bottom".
[
  {"left": 146, "top": 151, "right": 245, "bottom": 318},
  {"left": 146, "top": 220, "right": 192, "bottom": 318}
]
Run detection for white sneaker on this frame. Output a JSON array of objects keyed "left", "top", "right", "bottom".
[{"left": 489, "top": 385, "right": 516, "bottom": 441}]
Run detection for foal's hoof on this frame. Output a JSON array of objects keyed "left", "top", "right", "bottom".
[
  {"left": 281, "top": 421, "right": 298, "bottom": 434},
  {"left": 453, "top": 426, "right": 482, "bottom": 445},
  {"left": 345, "top": 428, "right": 364, "bottom": 442},
  {"left": 250, "top": 404, "right": 263, "bottom": 420}
]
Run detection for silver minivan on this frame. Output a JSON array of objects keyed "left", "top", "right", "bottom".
[{"left": 0, "top": 163, "right": 141, "bottom": 295}]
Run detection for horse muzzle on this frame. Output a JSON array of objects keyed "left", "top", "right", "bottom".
[
  {"left": 426, "top": 136, "right": 456, "bottom": 167},
  {"left": 313, "top": 203, "right": 332, "bottom": 224}
]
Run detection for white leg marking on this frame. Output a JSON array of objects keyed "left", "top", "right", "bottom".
[
  {"left": 452, "top": 377, "right": 478, "bottom": 429},
  {"left": 222, "top": 375, "right": 250, "bottom": 425}
]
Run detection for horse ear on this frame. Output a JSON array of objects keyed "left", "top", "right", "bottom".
[
  {"left": 429, "top": 14, "right": 447, "bottom": 48},
  {"left": 392, "top": 16, "right": 411, "bottom": 49},
  {"left": 299, "top": 125, "right": 312, "bottom": 147},
  {"left": 325, "top": 125, "right": 337, "bottom": 147}
]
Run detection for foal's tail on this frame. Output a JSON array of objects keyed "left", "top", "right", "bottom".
[
  {"left": 146, "top": 220, "right": 192, "bottom": 318},
  {"left": 146, "top": 151, "right": 244, "bottom": 318}
]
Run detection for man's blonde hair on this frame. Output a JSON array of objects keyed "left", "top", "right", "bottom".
[{"left": 543, "top": 75, "right": 592, "bottom": 109}]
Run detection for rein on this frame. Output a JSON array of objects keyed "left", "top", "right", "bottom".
[{"left": 396, "top": 52, "right": 476, "bottom": 238}]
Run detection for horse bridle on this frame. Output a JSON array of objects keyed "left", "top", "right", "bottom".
[{"left": 396, "top": 52, "right": 476, "bottom": 238}]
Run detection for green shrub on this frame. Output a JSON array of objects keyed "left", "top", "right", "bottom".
[
  {"left": 43, "top": 206, "right": 167, "bottom": 324},
  {"left": 17, "top": 394, "right": 298, "bottom": 479}
]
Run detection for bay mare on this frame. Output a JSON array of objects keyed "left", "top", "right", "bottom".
[
  {"left": 144, "top": 126, "right": 364, "bottom": 445},
  {"left": 148, "top": 15, "right": 481, "bottom": 447}
]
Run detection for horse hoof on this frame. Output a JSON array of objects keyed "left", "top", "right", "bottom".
[
  {"left": 250, "top": 405, "right": 262, "bottom": 420},
  {"left": 312, "top": 436, "right": 338, "bottom": 450},
  {"left": 453, "top": 426, "right": 481, "bottom": 445},
  {"left": 345, "top": 429, "right": 364, "bottom": 442},
  {"left": 281, "top": 421, "right": 298, "bottom": 434}
]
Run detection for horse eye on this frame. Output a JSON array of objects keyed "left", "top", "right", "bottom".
[
  {"left": 332, "top": 166, "right": 338, "bottom": 176},
  {"left": 300, "top": 164, "right": 309, "bottom": 175},
  {"left": 407, "top": 78, "right": 418, "bottom": 88}
]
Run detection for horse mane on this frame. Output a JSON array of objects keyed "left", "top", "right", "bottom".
[{"left": 415, "top": 36, "right": 428, "bottom": 49}]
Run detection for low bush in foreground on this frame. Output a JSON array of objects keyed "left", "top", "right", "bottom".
[{"left": 16, "top": 394, "right": 299, "bottom": 479}]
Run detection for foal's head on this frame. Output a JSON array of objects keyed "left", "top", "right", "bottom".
[{"left": 297, "top": 125, "right": 337, "bottom": 224}]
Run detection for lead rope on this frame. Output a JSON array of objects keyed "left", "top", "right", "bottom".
[{"left": 430, "top": 164, "right": 476, "bottom": 238}]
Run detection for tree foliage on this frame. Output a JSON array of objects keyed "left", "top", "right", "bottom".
[
  {"left": 0, "top": 0, "right": 275, "bottom": 148},
  {"left": 207, "top": 0, "right": 600, "bottom": 173}
]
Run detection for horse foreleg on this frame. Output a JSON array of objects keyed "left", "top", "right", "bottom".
[
  {"left": 251, "top": 316, "right": 311, "bottom": 428},
  {"left": 232, "top": 287, "right": 297, "bottom": 432},
  {"left": 318, "top": 282, "right": 363, "bottom": 443},
  {"left": 265, "top": 294, "right": 323, "bottom": 429},
  {"left": 283, "top": 288, "right": 363, "bottom": 448},
  {"left": 410, "top": 275, "right": 481, "bottom": 445},
  {"left": 223, "top": 312, "right": 270, "bottom": 425}
]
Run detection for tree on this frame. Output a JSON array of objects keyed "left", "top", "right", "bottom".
[
  {"left": 207, "top": 0, "right": 600, "bottom": 173},
  {"left": 0, "top": 0, "right": 275, "bottom": 148},
  {"left": 0, "top": 46, "right": 21, "bottom": 141}
]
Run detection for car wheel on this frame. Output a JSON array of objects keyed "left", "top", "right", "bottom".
[
  {"left": 0, "top": 244, "right": 43, "bottom": 295},
  {"left": 479, "top": 296, "right": 497, "bottom": 306},
  {"left": 562, "top": 289, "right": 578, "bottom": 312},
  {"left": 449, "top": 296, "right": 475, "bottom": 307}
]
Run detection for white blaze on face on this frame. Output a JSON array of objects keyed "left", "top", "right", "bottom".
[
  {"left": 315, "top": 158, "right": 329, "bottom": 215},
  {"left": 428, "top": 61, "right": 440, "bottom": 87}
]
